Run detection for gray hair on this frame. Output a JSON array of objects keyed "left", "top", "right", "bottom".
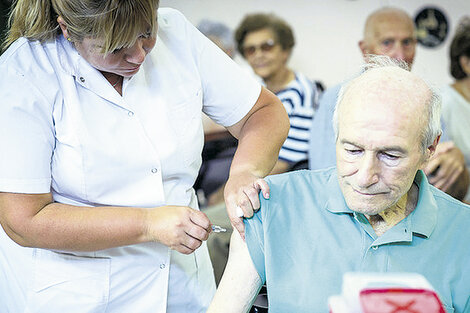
[
  {"left": 197, "top": 19, "right": 235, "bottom": 52},
  {"left": 332, "top": 55, "right": 442, "bottom": 152}
]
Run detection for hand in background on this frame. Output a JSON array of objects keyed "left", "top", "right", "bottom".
[{"left": 424, "top": 141, "right": 469, "bottom": 200}]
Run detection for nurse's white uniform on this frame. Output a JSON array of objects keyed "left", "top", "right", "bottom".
[{"left": 0, "top": 8, "right": 261, "bottom": 313}]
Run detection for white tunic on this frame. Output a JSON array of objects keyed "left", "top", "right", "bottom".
[
  {"left": 0, "top": 8, "right": 261, "bottom": 313},
  {"left": 441, "top": 84, "right": 470, "bottom": 202}
]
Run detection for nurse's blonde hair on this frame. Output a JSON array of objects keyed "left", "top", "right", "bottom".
[{"left": 3, "top": 0, "right": 159, "bottom": 54}]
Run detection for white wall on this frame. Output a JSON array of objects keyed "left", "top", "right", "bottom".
[{"left": 160, "top": 0, "right": 470, "bottom": 89}]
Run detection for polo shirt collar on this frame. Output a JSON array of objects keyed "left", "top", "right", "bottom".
[
  {"left": 325, "top": 168, "right": 354, "bottom": 214},
  {"left": 325, "top": 168, "right": 437, "bottom": 239},
  {"left": 408, "top": 170, "right": 437, "bottom": 238}
]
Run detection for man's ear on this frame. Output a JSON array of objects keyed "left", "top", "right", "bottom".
[
  {"left": 358, "top": 40, "right": 368, "bottom": 58},
  {"left": 426, "top": 135, "right": 441, "bottom": 159},
  {"left": 57, "top": 16, "right": 70, "bottom": 40}
]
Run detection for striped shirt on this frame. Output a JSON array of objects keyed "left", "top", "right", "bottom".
[{"left": 275, "top": 72, "right": 320, "bottom": 164}]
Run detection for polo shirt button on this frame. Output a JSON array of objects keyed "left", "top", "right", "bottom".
[
  {"left": 151, "top": 168, "right": 158, "bottom": 173},
  {"left": 79, "top": 77, "right": 85, "bottom": 83},
  {"left": 160, "top": 263, "right": 166, "bottom": 269},
  {"left": 372, "top": 246, "right": 378, "bottom": 250},
  {"left": 128, "top": 111, "right": 134, "bottom": 117}
]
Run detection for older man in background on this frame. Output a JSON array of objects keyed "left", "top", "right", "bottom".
[
  {"left": 208, "top": 56, "right": 470, "bottom": 313},
  {"left": 308, "top": 7, "right": 469, "bottom": 201}
]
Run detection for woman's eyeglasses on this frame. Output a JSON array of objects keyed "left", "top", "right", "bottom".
[{"left": 242, "top": 39, "right": 277, "bottom": 56}]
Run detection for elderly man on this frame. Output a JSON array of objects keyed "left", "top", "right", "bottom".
[
  {"left": 308, "top": 7, "right": 469, "bottom": 201},
  {"left": 207, "top": 57, "right": 470, "bottom": 313}
]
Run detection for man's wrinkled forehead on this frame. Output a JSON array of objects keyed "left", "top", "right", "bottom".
[
  {"left": 365, "top": 10, "right": 416, "bottom": 40},
  {"left": 373, "top": 19, "right": 415, "bottom": 41},
  {"left": 342, "top": 67, "right": 429, "bottom": 111}
]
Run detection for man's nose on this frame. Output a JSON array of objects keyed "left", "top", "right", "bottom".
[
  {"left": 356, "top": 154, "right": 380, "bottom": 188},
  {"left": 389, "top": 44, "right": 407, "bottom": 61}
]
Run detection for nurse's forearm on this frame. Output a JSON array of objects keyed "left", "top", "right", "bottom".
[
  {"left": 223, "top": 88, "right": 288, "bottom": 236},
  {"left": 0, "top": 192, "right": 209, "bottom": 252},
  {"left": 0, "top": 192, "right": 148, "bottom": 251}
]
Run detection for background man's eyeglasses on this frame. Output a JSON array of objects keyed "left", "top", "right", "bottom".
[{"left": 243, "top": 39, "right": 277, "bottom": 56}]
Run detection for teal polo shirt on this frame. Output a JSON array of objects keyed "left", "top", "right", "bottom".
[{"left": 245, "top": 168, "right": 470, "bottom": 313}]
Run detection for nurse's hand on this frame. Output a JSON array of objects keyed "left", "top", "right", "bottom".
[
  {"left": 224, "top": 172, "right": 269, "bottom": 240},
  {"left": 146, "top": 205, "right": 211, "bottom": 254}
]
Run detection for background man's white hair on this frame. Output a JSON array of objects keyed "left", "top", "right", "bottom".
[{"left": 332, "top": 55, "right": 442, "bottom": 152}]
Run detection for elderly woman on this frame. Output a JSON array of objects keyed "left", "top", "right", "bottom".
[
  {"left": 0, "top": 1, "right": 289, "bottom": 312},
  {"left": 440, "top": 18, "right": 470, "bottom": 202},
  {"left": 235, "top": 13, "right": 321, "bottom": 174}
]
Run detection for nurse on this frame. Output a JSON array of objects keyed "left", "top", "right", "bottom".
[{"left": 0, "top": 1, "right": 289, "bottom": 312}]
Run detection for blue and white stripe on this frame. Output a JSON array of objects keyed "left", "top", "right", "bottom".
[{"left": 276, "top": 72, "right": 320, "bottom": 163}]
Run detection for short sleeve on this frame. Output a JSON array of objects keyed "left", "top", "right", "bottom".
[
  {"left": 180, "top": 10, "right": 262, "bottom": 127},
  {"left": 0, "top": 68, "right": 55, "bottom": 193},
  {"left": 244, "top": 191, "right": 269, "bottom": 283}
]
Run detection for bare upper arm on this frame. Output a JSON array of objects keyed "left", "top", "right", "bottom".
[
  {"left": 207, "top": 231, "right": 263, "bottom": 313},
  {"left": 226, "top": 86, "right": 284, "bottom": 139},
  {"left": 0, "top": 192, "right": 53, "bottom": 245}
]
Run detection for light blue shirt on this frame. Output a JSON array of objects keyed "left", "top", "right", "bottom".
[
  {"left": 307, "top": 84, "right": 339, "bottom": 170},
  {"left": 245, "top": 168, "right": 470, "bottom": 313},
  {"left": 308, "top": 84, "right": 450, "bottom": 170}
]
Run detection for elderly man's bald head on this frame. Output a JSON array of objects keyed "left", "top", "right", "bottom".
[
  {"left": 363, "top": 8, "right": 414, "bottom": 42},
  {"left": 359, "top": 7, "right": 417, "bottom": 68},
  {"left": 334, "top": 56, "right": 441, "bottom": 152},
  {"left": 342, "top": 67, "right": 429, "bottom": 146}
]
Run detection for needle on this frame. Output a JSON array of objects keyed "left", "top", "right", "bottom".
[{"left": 211, "top": 225, "right": 227, "bottom": 233}]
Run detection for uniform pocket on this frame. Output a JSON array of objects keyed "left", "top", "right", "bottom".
[
  {"left": 167, "top": 86, "right": 203, "bottom": 136},
  {"left": 27, "top": 249, "right": 110, "bottom": 312},
  {"left": 166, "top": 86, "right": 204, "bottom": 165}
]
